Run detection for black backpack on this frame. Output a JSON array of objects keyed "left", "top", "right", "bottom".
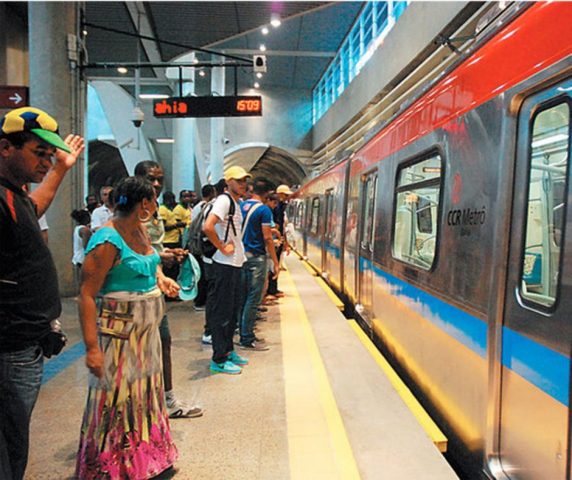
[{"left": 186, "top": 193, "right": 235, "bottom": 258}]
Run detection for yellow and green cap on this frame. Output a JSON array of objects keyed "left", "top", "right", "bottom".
[{"left": 0, "top": 107, "right": 71, "bottom": 153}]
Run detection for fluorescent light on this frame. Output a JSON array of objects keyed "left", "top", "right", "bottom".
[
  {"left": 270, "top": 14, "right": 281, "bottom": 27},
  {"left": 256, "top": 72, "right": 263, "bottom": 79},
  {"left": 199, "top": 70, "right": 206, "bottom": 77},
  {"left": 139, "top": 94, "right": 169, "bottom": 100},
  {"left": 532, "top": 134, "right": 568, "bottom": 149},
  {"left": 259, "top": 44, "right": 266, "bottom": 52},
  {"left": 254, "top": 82, "right": 260, "bottom": 89},
  {"left": 117, "top": 67, "right": 128, "bottom": 74},
  {"left": 156, "top": 138, "right": 174, "bottom": 144},
  {"left": 262, "top": 27, "right": 269, "bottom": 35}
]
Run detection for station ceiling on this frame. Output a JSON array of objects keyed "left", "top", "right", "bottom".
[{"left": 84, "top": 1, "right": 363, "bottom": 91}]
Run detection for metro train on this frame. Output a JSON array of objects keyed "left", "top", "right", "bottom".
[{"left": 289, "top": 3, "right": 572, "bottom": 479}]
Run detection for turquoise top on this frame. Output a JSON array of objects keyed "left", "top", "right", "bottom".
[{"left": 85, "top": 227, "right": 160, "bottom": 295}]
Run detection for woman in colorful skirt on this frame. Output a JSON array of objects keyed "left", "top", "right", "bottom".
[{"left": 76, "top": 176, "right": 180, "bottom": 479}]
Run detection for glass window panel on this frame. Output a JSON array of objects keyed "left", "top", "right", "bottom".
[
  {"left": 393, "top": 155, "right": 442, "bottom": 270},
  {"left": 310, "top": 197, "right": 320, "bottom": 235},
  {"left": 520, "top": 102, "right": 570, "bottom": 307},
  {"left": 398, "top": 156, "right": 441, "bottom": 187}
]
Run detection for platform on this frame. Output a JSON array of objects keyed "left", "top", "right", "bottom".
[{"left": 25, "top": 256, "right": 458, "bottom": 480}]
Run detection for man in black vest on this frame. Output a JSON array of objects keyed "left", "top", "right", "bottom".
[{"left": 0, "top": 107, "right": 84, "bottom": 480}]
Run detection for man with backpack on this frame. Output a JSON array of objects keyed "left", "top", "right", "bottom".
[
  {"left": 202, "top": 166, "right": 250, "bottom": 374},
  {"left": 238, "top": 178, "right": 279, "bottom": 351}
]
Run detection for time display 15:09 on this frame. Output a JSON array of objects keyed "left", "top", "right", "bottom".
[{"left": 236, "top": 99, "right": 261, "bottom": 112}]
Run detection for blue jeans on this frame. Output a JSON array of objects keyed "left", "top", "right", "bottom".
[
  {"left": 240, "top": 253, "right": 268, "bottom": 345},
  {"left": 0, "top": 344, "right": 44, "bottom": 480}
]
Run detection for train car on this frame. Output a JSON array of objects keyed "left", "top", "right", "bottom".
[{"left": 291, "top": 3, "right": 572, "bottom": 479}]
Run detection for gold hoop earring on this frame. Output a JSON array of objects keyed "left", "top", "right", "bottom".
[{"left": 138, "top": 208, "right": 151, "bottom": 223}]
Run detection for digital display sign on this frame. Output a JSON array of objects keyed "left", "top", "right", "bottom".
[{"left": 153, "top": 96, "right": 262, "bottom": 118}]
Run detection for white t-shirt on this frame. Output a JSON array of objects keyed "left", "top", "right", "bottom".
[
  {"left": 72, "top": 225, "right": 87, "bottom": 265},
  {"left": 91, "top": 205, "right": 113, "bottom": 230},
  {"left": 209, "top": 194, "right": 245, "bottom": 268}
]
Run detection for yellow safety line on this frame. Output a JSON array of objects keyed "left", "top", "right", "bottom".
[
  {"left": 315, "top": 277, "right": 344, "bottom": 311},
  {"left": 280, "top": 267, "right": 361, "bottom": 479},
  {"left": 300, "top": 258, "right": 318, "bottom": 276},
  {"left": 348, "top": 320, "right": 448, "bottom": 452}
]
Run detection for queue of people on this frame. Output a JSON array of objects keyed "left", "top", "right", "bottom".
[{"left": 0, "top": 106, "right": 293, "bottom": 480}]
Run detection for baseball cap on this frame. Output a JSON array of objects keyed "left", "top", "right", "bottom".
[
  {"left": 276, "top": 184, "right": 293, "bottom": 195},
  {"left": 0, "top": 107, "right": 71, "bottom": 153},
  {"left": 177, "top": 254, "right": 202, "bottom": 301},
  {"left": 224, "top": 166, "right": 251, "bottom": 181}
]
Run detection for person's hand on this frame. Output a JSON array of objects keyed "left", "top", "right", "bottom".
[
  {"left": 272, "top": 261, "right": 280, "bottom": 280},
  {"left": 86, "top": 346, "right": 104, "bottom": 379},
  {"left": 164, "top": 247, "right": 187, "bottom": 263},
  {"left": 55, "top": 134, "right": 85, "bottom": 171},
  {"left": 158, "top": 275, "right": 181, "bottom": 298},
  {"left": 220, "top": 242, "right": 235, "bottom": 256}
]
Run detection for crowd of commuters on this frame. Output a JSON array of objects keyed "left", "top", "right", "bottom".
[{"left": 0, "top": 106, "right": 293, "bottom": 479}]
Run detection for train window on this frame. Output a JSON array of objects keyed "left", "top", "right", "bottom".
[
  {"left": 296, "top": 202, "right": 305, "bottom": 229},
  {"left": 361, "top": 174, "right": 377, "bottom": 250},
  {"left": 310, "top": 197, "right": 320, "bottom": 235},
  {"left": 325, "top": 189, "right": 335, "bottom": 240},
  {"left": 520, "top": 101, "right": 570, "bottom": 308},
  {"left": 393, "top": 154, "right": 442, "bottom": 270}
]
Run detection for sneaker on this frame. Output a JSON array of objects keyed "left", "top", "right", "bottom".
[
  {"left": 254, "top": 336, "right": 266, "bottom": 343},
  {"left": 239, "top": 341, "right": 270, "bottom": 351},
  {"left": 193, "top": 304, "right": 206, "bottom": 312},
  {"left": 257, "top": 306, "right": 268, "bottom": 312},
  {"left": 227, "top": 351, "right": 249, "bottom": 365},
  {"left": 274, "top": 291, "right": 285, "bottom": 298},
  {"left": 210, "top": 360, "right": 242, "bottom": 375},
  {"left": 255, "top": 314, "right": 267, "bottom": 322},
  {"left": 201, "top": 334, "right": 212, "bottom": 345},
  {"left": 167, "top": 398, "right": 203, "bottom": 419}
]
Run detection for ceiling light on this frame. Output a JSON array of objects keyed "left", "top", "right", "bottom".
[
  {"left": 270, "top": 13, "right": 281, "bottom": 28},
  {"left": 254, "top": 82, "right": 260, "bottom": 89},
  {"left": 82, "top": 29, "right": 88, "bottom": 36},
  {"left": 156, "top": 138, "right": 175, "bottom": 144},
  {"left": 199, "top": 70, "right": 206, "bottom": 77},
  {"left": 532, "top": 134, "right": 568, "bottom": 149},
  {"left": 193, "top": 58, "right": 199, "bottom": 64},
  {"left": 139, "top": 93, "right": 169, "bottom": 100},
  {"left": 117, "top": 67, "right": 128, "bottom": 74},
  {"left": 261, "top": 27, "right": 269, "bottom": 35},
  {"left": 256, "top": 72, "right": 263, "bottom": 79},
  {"left": 259, "top": 44, "right": 267, "bottom": 52}
]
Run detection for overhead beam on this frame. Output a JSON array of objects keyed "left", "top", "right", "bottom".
[
  {"left": 221, "top": 49, "right": 336, "bottom": 58},
  {"left": 125, "top": 3, "right": 168, "bottom": 85}
]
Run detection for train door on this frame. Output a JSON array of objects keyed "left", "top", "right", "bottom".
[
  {"left": 499, "top": 82, "right": 571, "bottom": 479},
  {"left": 323, "top": 189, "right": 335, "bottom": 276},
  {"left": 357, "top": 171, "right": 378, "bottom": 326}
]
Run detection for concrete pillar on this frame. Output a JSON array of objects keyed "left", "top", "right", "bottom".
[
  {"left": 171, "top": 67, "right": 195, "bottom": 195},
  {"left": 209, "top": 58, "right": 225, "bottom": 182},
  {"left": 0, "top": 4, "right": 7, "bottom": 85},
  {"left": 29, "top": 2, "right": 84, "bottom": 296}
]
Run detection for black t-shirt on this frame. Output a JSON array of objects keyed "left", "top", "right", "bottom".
[
  {"left": 272, "top": 201, "right": 287, "bottom": 234},
  {"left": 0, "top": 177, "right": 61, "bottom": 351}
]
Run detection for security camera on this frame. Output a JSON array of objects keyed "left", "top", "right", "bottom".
[
  {"left": 131, "top": 107, "right": 145, "bottom": 128},
  {"left": 223, "top": 138, "right": 230, "bottom": 145}
]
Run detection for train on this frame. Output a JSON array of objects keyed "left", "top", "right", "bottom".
[{"left": 289, "top": 3, "right": 572, "bottom": 479}]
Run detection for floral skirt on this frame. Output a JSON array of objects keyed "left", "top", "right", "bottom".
[{"left": 76, "top": 289, "right": 178, "bottom": 480}]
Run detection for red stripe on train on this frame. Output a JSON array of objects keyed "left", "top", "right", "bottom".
[{"left": 354, "top": 2, "right": 572, "bottom": 173}]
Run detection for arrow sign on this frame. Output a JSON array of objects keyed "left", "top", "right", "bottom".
[
  {"left": 0, "top": 86, "right": 29, "bottom": 109},
  {"left": 9, "top": 93, "right": 22, "bottom": 105}
]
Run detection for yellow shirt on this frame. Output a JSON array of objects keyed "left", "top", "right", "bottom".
[
  {"left": 158, "top": 205, "right": 180, "bottom": 244},
  {"left": 173, "top": 204, "right": 191, "bottom": 227}
]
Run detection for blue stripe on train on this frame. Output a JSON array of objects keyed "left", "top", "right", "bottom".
[{"left": 308, "top": 237, "right": 570, "bottom": 406}]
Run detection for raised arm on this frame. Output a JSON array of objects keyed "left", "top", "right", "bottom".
[{"left": 30, "top": 135, "right": 84, "bottom": 217}]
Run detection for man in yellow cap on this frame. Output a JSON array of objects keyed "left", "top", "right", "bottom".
[
  {"left": 0, "top": 107, "right": 84, "bottom": 480},
  {"left": 267, "top": 184, "right": 293, "bottom": 298},
  {"left": 203, "top": 166, "right": 251, "bottom": 374}
]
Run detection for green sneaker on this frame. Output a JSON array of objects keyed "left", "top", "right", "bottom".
[
  {"left": 210, "top": 360, "right": 242, "bottom": 375},
  {"left": 228, "top": 350, "right": 249, "bottom": 365}
]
